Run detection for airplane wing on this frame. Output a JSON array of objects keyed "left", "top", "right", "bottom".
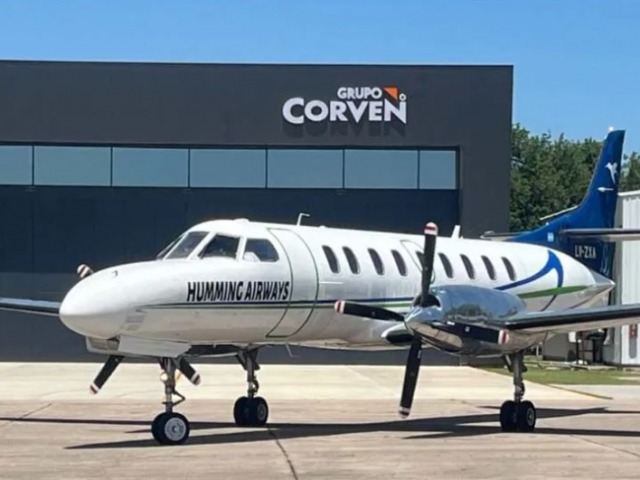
[
  {"left": 0, "top": 297, "right": 61, "bottom": 316},
  {"left": 485, "top": 303, "right": 640, "bottom": 335}
]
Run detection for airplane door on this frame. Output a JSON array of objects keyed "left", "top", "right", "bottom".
[{"left": 266, "top": 228, "right": 319, "bottom": 338}]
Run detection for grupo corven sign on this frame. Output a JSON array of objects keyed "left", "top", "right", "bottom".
[{"left": 282, "top": 86, "right": 407, "bottom": 125}]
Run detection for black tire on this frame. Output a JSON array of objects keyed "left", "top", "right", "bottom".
[
  {"left": 233, "top": 396, "right": 249, "bottom": 426},
  {"left": 155, "top": 412, "right": 190, "bottom": 445},
  {"left": 151, "top": 413, "right": 166, "bottom": 443},
  {"left": 499, "top": 400, "right": 517, "bottom": 432},
  {"left": 516, "top": 401, "right": 536, "bottom": 432},
  {"left": 248, "top": 397, "right": 269, "bottom": 427}
]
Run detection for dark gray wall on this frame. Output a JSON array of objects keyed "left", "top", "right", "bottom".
[{"left": 0, "top": 60, "right": 512, "bottom": 236}]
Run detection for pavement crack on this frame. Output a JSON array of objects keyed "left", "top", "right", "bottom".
[
  {"left": 268, "top": 427, "right": 299, "bottom": 480},
  {"left": 0, "top": 403, "right": 52, "bottom": 431},
  {"left": 574, "top": 434, "right": 640, "bottom": 460}
]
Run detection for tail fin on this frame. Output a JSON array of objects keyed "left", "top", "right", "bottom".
[{"left": 510, "top": 129, "right": 627, "bottom": 277}]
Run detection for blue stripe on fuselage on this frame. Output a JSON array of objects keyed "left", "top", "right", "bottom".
[{"left": 496, "top": 250, "right": 563, "bottom": 292}]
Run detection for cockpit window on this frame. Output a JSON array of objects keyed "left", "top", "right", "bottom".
[
  {"left": 200, "top": 235, "right": 240, "bottom": 259},
  {"left": 164, "top": 231, "right": 208, "bottom": 259},
  {"left": 156, "top": 234, "right": 183, "bottom": 259},
  {"left": 243, "top": 239, "right": 280, "bottom": 262}
]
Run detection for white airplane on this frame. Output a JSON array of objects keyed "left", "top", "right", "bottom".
[{"left": 2, "top": 129, "right": 640, "bottom": 446}]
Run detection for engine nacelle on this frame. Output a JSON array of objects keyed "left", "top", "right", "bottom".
[{"left": 406, "top": 285, "right": 537, "bottom": 356}]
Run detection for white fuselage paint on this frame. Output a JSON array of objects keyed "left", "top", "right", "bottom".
[{"left": 58, "top": 219, "right": 614, "bottom": 350}]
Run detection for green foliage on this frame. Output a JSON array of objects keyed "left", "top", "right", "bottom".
[{"left": 510, "top": 124, "right": 639, "bottom": 231}]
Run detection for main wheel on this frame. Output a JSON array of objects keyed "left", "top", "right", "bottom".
[
  {"left": 516, "top": 401, "right": 536, "bottom": 432},
  {"left": 499, "top": 400, "right": 517, "bottom": 432},
  {"left": 234, "top": 396, "right": 250, "bottom": 426},
  {"left": 248, "top": 397, "right": 269, "bottom": 427},
  {"left": 154, "top": 412, "right": 190, "bottom": 445}
]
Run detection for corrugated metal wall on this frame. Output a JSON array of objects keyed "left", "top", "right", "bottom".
[{"left": 604, "top": 190, "right": 640, "bottom": 364}]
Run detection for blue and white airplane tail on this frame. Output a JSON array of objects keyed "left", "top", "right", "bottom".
[{"left": 485, "top": 129, "right": 640, "bottom": 278}]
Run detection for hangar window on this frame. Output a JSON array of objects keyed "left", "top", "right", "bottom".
[
  {"left": 368, "top": 249, "right": 385, "bottom": 275},
  {"left": 419, "top": 150, "right": 457, "bottom": 189},
  {"left": 323, "top": 246, "right": 340, "bottom": 274},
  {"left": 244, "top": 239, "right": 279, "bottom": 262},
  {"left": 502, "top": 257, "right": 517, "bottom": 281},
  {"left": 0, "top": 146, "right": 33, "bottom": 185},
  {"left": 438, "top": 253, "right": 454, "bottom": 278},
  {"left": 112, "top": 148, "right": 188, "bottom": 187},
  {"left": 481, "top": 255, "right": 496, "bottom": 280},
  {"left": 268, "top": 149, "right": 343, "bottom": 188},
  {"left": 344, "top": 150, "right": 418, "bottom": 189},
  {"left": 201, "top": 235, "right": 240, "bottom": 259},
  {"left": 165, "top": 231, "right": 208, "bottom": 259},
  {"left": 391, "top": 250, "right": 407, "bottom": 276},
  {"left": 460, "top": 254, "right": 475, "bottom": 279},
  {"left": 343, "top": 247, "right": 360, "bottom": 274},
  {"left": 34, "top": 146, "right": 111, "bottom": 186},
  {"left": 190, "top": 149, "right": 266, "bottom": 188}
]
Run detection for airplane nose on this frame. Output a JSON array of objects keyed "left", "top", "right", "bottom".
[{"left": 59, "top": 273, "right": 129, "bottom": 339}]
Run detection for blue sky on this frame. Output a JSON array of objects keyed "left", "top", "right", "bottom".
[{"left": 1, "top": 0, "right": 638, "bottom": 153}]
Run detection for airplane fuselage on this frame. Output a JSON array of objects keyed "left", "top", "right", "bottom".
[{"left": 58, "top": 219, "right": 615, "bottom": 354}]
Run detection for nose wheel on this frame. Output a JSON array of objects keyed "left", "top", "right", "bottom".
[
  {"left": 234, "top": 349, "right": 269, "bottom": 427},
  {"left": 151, "top": 358, "right": 191, "bottom": 445},
  {"left": 499, "top": 351, "right": 537, "bottom": 432}
]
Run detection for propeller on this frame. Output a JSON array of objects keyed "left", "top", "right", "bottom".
[
  {"left": 397, "top": 222, "right": 438, "bottom": 417},
  {"left": 90, "top": 355, "right": 124, "bottom": 394},
  {"left": 334, "top": 300, "right": 404, "bottom": 322}
]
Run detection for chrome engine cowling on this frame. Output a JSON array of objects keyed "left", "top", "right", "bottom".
[{"left": 405, "top": 285, "right": 539, "bottom": 356}]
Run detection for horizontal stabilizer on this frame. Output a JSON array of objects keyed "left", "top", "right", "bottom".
[
  {"left": 0, "top": 297, "right": 60, "bottom": 316},
  {"left": 559, "top": 228, "right": 640, "bottom": 242},
  {"left": 480, "top": 231, "right": 527, "bottom": 241}
]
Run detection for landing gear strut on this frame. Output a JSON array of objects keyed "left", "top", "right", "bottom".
[
  {"left": 233, "top": 349, "right": 269, "bottom": 427},
  {"left": 499, "top": 351, "right": 537, "bottom": 432},
  {"left": 151, "top": 358, "right": 190, "bottom": 445}
]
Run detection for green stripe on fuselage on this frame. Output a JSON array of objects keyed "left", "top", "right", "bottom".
[{"left": 517, "top": 285, "right": 588, "bottom": 299}]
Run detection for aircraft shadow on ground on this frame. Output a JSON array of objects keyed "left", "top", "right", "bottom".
[{"left": 2, "top": 406, "right": 639, "bottom": 449}]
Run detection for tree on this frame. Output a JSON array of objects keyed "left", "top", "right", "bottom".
[{"left": 509, "top": 125, "right": 640, "bottom": 231}]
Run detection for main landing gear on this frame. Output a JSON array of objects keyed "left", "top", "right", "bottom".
[
  {"left": 499, "top": 351, "right": 537, "bottom": 433},
  {"left": 151, "top": 358, "right": 191, "bottom": 445},
  {"left": 233, "top": 349, "right": 269, "bottom": 427}
]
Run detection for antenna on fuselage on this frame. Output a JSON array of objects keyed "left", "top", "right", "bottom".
[{"left": 296, "top": 213, "right": 310, "bottom": 226}]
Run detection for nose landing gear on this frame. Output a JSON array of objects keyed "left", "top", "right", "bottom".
[
  {"left": 499, "top": 351, "right": 537, "bottom": 433},
  {"left": 233, "top": 349, "right": 269, "bottom": 427},
  {"left": 151, "top": 358, "right": 191, "bottom": 445}
]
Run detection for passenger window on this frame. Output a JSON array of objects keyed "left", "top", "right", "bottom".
[
  {"left": 391, "top": 250, "right": 407, "bottom": 276},
  {"left": 244, "top": 239, "right": 279, "bottom": 262},
  {"left": 502, "top": 257, "right": 517, "bottom": 281},
  {"left": 460, "top": 254, "right": 475, "bottom": 279},
  {"left": 201, "top": 235, "right": 240, "bottom": 259},
  {"left": 438, "top": 253, "right": 454, "bottom": 278},
  {"left": 481, "top": 256, "right": 496, "bottom": 280},
  {"left": 165, "top": 231, "right": 208, "bottom": 259},
  {"left": 323, "top": 246, "right": 340, "bottom": 273},
  {"left": 369, "top": 249, "right": 384, "bottom": 275},
  {"left": 343, "top": 247, "right": 360, "bottom": 274}
]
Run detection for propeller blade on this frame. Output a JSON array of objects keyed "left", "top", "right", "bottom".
[
  {"left": 177, "top": 357, "right": 201, "bottom": 385},
  {"left": 77, "top": 263, "right": 93, "bottom": 279},
  {"left": 399, "top": 338, "right": 422, "bottom": 418},
  {"left": 334, "top": 300, "right": 404, "bottom": 322},
  {"left": 421, "top": 222, "right": 438, "bottom": 307},
  {"left": 90, "top": 355, "right": 123, "bottom": 394}
]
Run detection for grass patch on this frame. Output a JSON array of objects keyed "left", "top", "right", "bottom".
[{"left": 483, "top": 364, "right": 640, "bottom": 385}]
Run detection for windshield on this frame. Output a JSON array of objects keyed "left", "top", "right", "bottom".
[
  {"left": 164, "top": 231, "right": 209, "bottom": 259},
  {"left": 156, "top": 234, "right": 183, "bottom": 259},
  {"left": 200, "top": 235, "right": 240, "bottom": 259}
]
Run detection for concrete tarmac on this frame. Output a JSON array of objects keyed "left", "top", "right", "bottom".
[{"left": 1, "top": 363, "right": 640, "bottom": 479}]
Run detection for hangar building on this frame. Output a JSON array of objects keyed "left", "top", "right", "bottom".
[{"left": 0, "top": 60, "right": 513, "bottom": 361}]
